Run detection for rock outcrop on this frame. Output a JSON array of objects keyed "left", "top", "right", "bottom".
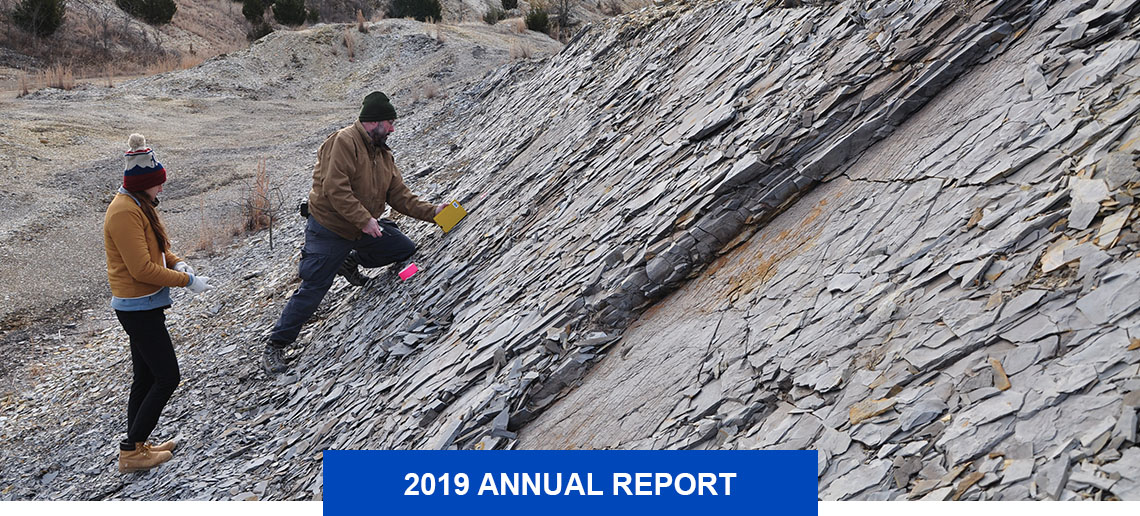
[{"left": 2, "top": 0, "right": 1139, "bottom": 502}]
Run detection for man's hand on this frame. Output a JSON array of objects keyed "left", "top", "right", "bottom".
[
  {"left": 362, "top": 217, "right": 384, "bottom": 238},
  {"left": 435, "top": 203, "right": 447, "bottom": 216}
]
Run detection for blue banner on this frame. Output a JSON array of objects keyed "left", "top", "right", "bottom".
[{"left": 324, "top": 450, "right": 817, "bottom": 514}]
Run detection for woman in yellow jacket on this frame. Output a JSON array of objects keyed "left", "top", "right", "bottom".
[{"left": 103, "top": 134, "right": 214, "bottom": 473}]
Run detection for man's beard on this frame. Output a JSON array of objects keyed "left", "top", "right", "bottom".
[{"left": 370, "top": 130, "right": 388, "bottom": 147}]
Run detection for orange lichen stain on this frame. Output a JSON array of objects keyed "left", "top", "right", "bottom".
[
  {"left": 695, "top": 192, "right": 840, "bottom": 310},
  {"left": 802, "top": 202, "right": 827, "bottom": 227},
  {"left": 638, "top": 298, "right": 669, "bottom": 321},
  {"left": 722, "top": 249, "right": 787, "bottom": 299}
]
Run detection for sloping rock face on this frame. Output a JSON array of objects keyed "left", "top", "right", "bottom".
[
  {"left": 516, "top": 0, "right": 1140, "bottom": 501},
  {"left": 240, "top": 0, "right": 1137, "bottom": 501},
  {"left": 3, "top": 0, "right": 1139, "bottom": 502}
]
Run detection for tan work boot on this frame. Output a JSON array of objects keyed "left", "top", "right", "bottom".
[
  {"left": 138, "top": 440, "right": 177, "bottom": 453},
  {"left": 118, "top": 445, "right": 173, "bottom": 473}
]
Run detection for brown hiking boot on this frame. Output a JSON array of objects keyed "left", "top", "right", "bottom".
[
  {"left": 118, "top": 446, "right": 173, "bottom": 473},
  {"left": 138, "top": 440, "right": 177, "bottom": 453}
]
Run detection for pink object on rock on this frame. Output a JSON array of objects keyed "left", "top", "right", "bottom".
[{"left": 398, "top": 263, "right": 419, "bottom": 281}]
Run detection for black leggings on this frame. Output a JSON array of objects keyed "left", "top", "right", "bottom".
[{"left": 115, "top": 308, "right": 180, "bottom": 444}]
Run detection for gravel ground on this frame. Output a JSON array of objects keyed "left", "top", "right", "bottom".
[{"left": 0, "top": 19, "right": 560, "bottom": 496}]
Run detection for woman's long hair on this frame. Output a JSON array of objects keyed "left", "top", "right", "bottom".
[{"left": 129, "top": 190, "right": 169, "bottom": 253}]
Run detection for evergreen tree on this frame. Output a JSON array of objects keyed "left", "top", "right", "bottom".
[
  {"left": 12, "top": 0, "right": 67, "bottom": 37},
  {"left": 525, "top": 5, "right": 548, "bottom": 32},
  {"left": 116, "top": 0, "right": 177, "bottom": 25},
  {"left": 272, "top": 0, "right": 306, "bottom": 26},
  {"left": 241, "top": 0, "right": 264, "bottom": 24},
  {"left": 387, "top": 0, "right": 441, "bottom": 22}
]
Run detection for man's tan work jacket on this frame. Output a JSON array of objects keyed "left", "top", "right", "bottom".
[{"left": 307, "top": 121, "right": 436, "bottom": 240}]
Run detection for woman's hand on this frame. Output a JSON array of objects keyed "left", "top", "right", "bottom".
[
  {"left": 187, "top": 275, "right": 214, "bottom": 294},
  {"left": 174, "top": 261, "right": 195, "bottom": 275}
]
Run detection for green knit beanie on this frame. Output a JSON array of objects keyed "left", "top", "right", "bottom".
[{"left": 359, "top": 91, "right": 397, "bottom": 122}]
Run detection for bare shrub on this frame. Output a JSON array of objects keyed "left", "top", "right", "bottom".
[
  {"left": 509, "top": 42, "right": 532, "bottom": 59},
  {"left": 244, "top": 157, "right": 272, "bottom": 232},
  {"left": 553, "top": 0, "right": 570, "bottom": 28},
  {"left": 422, "top": 81, "right": 440, "bottom": 99},
  {"left": 238, "top": 157, "right": 285, "bottom": 248},
  {"left": 510, "top": 17, "right": 526, "bottom": 33},
  {"left": 343, "top": 29, "right": 357, "bottom": 61}
]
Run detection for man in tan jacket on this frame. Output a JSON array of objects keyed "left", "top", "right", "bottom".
[{"left": 264, "top": 91, "right": 444, "bottom": 374}]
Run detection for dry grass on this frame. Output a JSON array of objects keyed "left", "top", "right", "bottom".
[
  {"left": 195, "top": 201, "right": 241, "bottom": 254},
  {"left": 427, "top": 22, "right": 446, "bottom": 43},
  {"left": 344, "top": 29, "right": 357, "bottom": 61},
  {"left": 357, "top": 9, "right": 370, "bottom": 32},
  {"left": 423, "top": 81, "right": 441, "bottom": 99},
  {"left": 601, "top": 0, "right": 624, "bottom": 15},
  {"left": 17, "top": 73, "right": 30, "bottom": 97},
  {"left": 37, "top": 64, "right": 76, "bottom": 91},
  {"left": 145, "top": 54, "right": 207, "bottom": 76},
  {"left": 510, "top": 42, "right": 533, "bottom": 59},
  {"left": 511, "top": 17, "right": 527, "bottom": 34},
  {"left": 196, "top": 221, "right": 241, "bottom": 253},
  {"left": 15, "top": 52, "right": 204, "bottom": 96},
  {"left": 195, "top": 197, "right": 215, "bottom": 253}
]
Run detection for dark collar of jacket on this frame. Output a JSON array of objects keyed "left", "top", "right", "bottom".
[{"left": 350, "top": 121, "right": 393, "bottom": 159}]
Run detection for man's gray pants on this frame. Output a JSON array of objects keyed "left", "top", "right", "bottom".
[{"left": 268, "top": 216, "right": 415, "bottom": 347}]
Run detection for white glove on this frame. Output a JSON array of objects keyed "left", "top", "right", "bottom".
[
  {"left": 174, "top": 261, "right": 195, "bottom": 275},
  {"left": 187, "top": 275, "right": 214, "bottom": 294}
]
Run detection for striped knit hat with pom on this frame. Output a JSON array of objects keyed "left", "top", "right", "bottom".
[{"left": 123, "top": 134, "right": 166, "bottom": 191}]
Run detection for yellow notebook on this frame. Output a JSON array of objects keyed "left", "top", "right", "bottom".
[{"left": 433, "top": 200, "right": 467, "bottom": 233}]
